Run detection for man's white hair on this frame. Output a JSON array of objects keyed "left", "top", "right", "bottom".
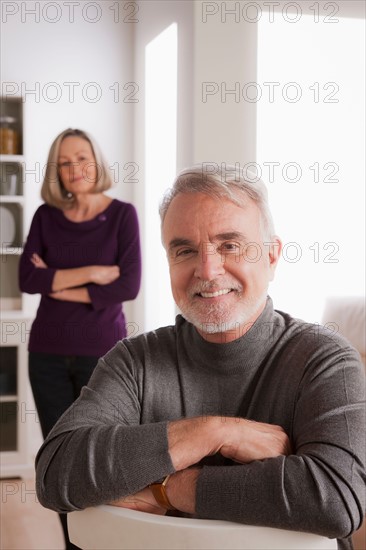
[{"left": 159, "top": 164, "right": 276, "bottom": 240}]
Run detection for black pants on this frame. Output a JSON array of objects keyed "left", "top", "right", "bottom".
[{"left": 29, "top": 352, "right": 99, "bottom": 550}]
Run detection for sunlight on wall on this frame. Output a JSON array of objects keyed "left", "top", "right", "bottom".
[
  {"left": 145, "top": 23, "right": 177, "bottom": 330},
  {"left": 257, "top": 13, "right": 365, "bottom": 323}
]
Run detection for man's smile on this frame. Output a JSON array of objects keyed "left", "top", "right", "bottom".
[{"left": 197, "top": 288, "right": 233, "bottom": 298}]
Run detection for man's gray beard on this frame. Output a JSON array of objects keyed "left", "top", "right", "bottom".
[{"left": 179, "top": 291, "right": 268, "bottom": 334}]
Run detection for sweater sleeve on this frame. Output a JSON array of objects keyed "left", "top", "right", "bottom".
[
  {"left": 196, "top": 335, "right": 366, "bottom": 542},
  {"left": 87, "top": 203, "right": 141, "bottom": 311},
  {"left": 35, "top": 342, "right": 175, "bottom": 512},
  {"left": 18, "top": 206, "right": 57, "bottom": 294}
]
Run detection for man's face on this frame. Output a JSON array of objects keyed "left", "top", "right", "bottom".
[{"left": 162, "top": 192, "right": 281, "bottom": 343}]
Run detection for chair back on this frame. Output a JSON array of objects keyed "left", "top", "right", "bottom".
[{"left": 68, "top": 505, "right": 337, "bottom": 549}]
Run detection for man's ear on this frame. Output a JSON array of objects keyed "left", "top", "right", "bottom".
[{"left": 265, "top": 236, "right": 282, "bottom": 281}]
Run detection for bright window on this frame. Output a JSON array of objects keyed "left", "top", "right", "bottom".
[
  {"left": 145, "top": 23, "right": 178, "bottom": 330},
  {"left": 257, "top": 12, "right": 365, "bottom": 322}
]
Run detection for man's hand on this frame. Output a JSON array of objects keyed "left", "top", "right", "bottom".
[
  {"left": 217, "top": 418, "right": 291, "bottom": 463},
  {"left": 109, "top": 486, "right": 167, "bottom": 516},
  {"left": 168, "top": 416, "right": 291, "bottom": 471}
]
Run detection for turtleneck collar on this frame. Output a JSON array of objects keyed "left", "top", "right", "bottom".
[{"left": 176, "top": 296, "right": 286, "bottom": 374}]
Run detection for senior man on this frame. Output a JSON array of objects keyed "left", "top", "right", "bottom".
[{"left": 36, "top": 165, "right": 365, "bottom": 550}]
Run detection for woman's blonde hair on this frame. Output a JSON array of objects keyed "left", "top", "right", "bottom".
[{"left": 41, "top": 128, "right": 113, "bottom": 209}]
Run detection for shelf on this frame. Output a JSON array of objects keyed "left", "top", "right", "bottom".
[
  {"left": 0, "top": 395, "right": 17, "bottom": 403},
  {"left": 0, "top": 299, "right": 22, "bottom": 312},
  {"left": 0, "top": 196, "right": 24, "bottom": 205},
  {"left": 0, "top": 155, "right": 24, "bottom": 163},
  {"left": 0, "top": 310, "right": 32, "bottom": 320},
  {"left": 0, "top": 311, "right": 24, "bottom": 322},
  {"left": 0, "top": 247, "right": 22, "bottom": 255}
]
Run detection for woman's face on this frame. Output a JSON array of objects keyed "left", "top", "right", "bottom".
[{"left": 58, "top": 136, "right": 98, "bottom": 196}]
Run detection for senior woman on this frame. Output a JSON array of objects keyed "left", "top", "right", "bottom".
[{"left": 19, "top": 128, "right": 141, "bottom": 549}]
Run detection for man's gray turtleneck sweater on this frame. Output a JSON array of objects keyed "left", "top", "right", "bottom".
[{"left": 35, "top": 298, "right": 365, "bottom": 550}]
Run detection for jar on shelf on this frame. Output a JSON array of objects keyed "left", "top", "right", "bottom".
[{"left": 0, "top": 116, "right": 19, "bottom": 155}]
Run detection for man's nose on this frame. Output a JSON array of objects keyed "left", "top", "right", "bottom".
[{"left": 194, "top": 244, "right": 225, "bottom": 280}]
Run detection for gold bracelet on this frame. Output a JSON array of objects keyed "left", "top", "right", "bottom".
[{"left": 149, "top": 474, "right": 176, "bottom": 510}]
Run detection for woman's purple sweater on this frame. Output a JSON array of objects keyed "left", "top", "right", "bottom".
[{"left": 19, "top": 199, "right": 141, "bottom": 357}]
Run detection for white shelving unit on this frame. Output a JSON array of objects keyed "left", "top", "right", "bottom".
[
  {"left": 0, "top": 330, "right": 33, "bottom": 478},
  {"left": 1, "top": 96, "right": 34, "bottom": 478}
]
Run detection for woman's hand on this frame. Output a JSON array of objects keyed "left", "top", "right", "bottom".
[
  {"left": 109, "top": 487, "right": 167, "bottom": 516},
  {"left": 31, "top": 253, "right": 48, "bottom": 268},
  {"left": 89, "top": 265, "right": 120, "bottom": 285}
]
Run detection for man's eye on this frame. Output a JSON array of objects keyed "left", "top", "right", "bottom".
[
  {"left": 221, "top": 242, "right": 240, "bottom": 253},
  {"left": 176, "top": 248, "right": 194, "bottom": 257}
]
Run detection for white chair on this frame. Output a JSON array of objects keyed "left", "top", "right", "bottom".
[
  {"left": 322, "top": 296, "right": 366, "bottom": 550},
  {"left": 68, "top": 505, "right": 337, "bottom": 550},
  {"left": 322, "top": 296, "right": 365, "bottom": 365}
]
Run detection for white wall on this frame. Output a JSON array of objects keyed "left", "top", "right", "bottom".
[{"left": 193, "top": 0, "right": 257, "bottom": 164}]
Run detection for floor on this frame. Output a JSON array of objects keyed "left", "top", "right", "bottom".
[{"left": 0, "top": 478, "right": 64, "bottom": 550}]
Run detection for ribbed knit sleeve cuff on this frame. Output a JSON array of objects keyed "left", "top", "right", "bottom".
[
  {"left": 195, "top": 465, "right": 247, "bottom": 522},
  {"left": 35, "top": 267, "right": 57, "bottom": 294},
  {"left": 87, "top": 284, "right": 105, "bottom": 311},
  {"left": 115, "top": 421, "right": 176, "bottom": 492}
]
